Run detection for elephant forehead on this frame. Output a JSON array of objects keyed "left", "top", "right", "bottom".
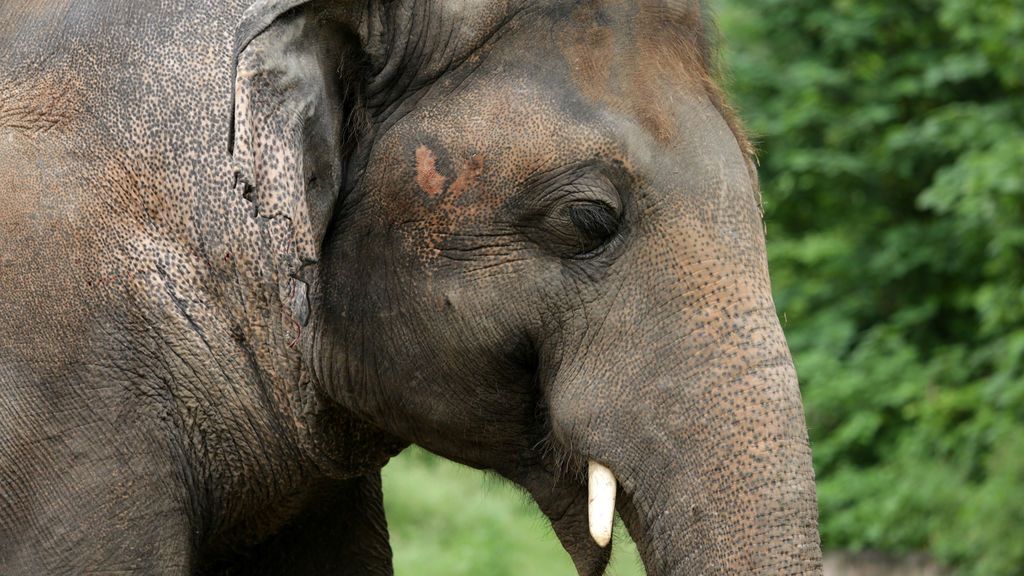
[
  {"left": 555, "top": 0, "right": 711, "bottom": 145},
  {"left": 364, "top": 79, "right": 619, "bottom": 219},
  {"left": 365, "top": 0, "right": 715, "bottom": 144}
]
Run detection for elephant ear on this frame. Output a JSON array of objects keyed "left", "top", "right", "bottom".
[{"left": 230, "top": 0, "right": 365, "bottom": 274}]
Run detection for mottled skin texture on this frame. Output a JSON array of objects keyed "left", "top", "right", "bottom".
[{"left": 0, "top": 0, "right": 822, "bottom": 574}]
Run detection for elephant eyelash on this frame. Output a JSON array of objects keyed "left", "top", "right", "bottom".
[
  {"left": 569, "top": 202, "right": 619, "bottom": 237},
  {"left": 565, "top": 202, "right": 621, "bottom": 258}
]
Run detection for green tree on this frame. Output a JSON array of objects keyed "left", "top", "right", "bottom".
[{"left": 716, "top": 0, "right": 1024, "bottom": 573}]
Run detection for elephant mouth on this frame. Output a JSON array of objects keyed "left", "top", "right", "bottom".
[
  {"left": 495, "top": 351, "right": 620, "bottom": 575},
  {"left": 500, "top": 403, "right": 617, "bottom": 574},
  {"left": 514, "top": 463, "right": 614, "bottom": 576}
]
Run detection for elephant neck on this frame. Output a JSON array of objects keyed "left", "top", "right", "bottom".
[{"left": 186, "top": 186, "right": 403, "bottom": 479}]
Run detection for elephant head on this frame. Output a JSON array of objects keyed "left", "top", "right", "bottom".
[{"left": 231, "top": 0, "right": 822, "bottom": 574}]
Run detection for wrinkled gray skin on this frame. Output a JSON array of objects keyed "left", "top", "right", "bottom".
[{"left": 0, "top": 0, "right": 822, "bottom": 574}]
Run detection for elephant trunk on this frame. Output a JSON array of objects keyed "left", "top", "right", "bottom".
[
  {"left": 617, "top": 360, "right": 820, "bottom": 574},
  {"left": 547, "top": 303, "right": 823, "bottom": 575}
]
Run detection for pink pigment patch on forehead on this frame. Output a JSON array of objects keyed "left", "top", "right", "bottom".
[
  {"left": 447, "top": 153, "right": 484, "bottom": 201},
  {"left": 415, "top": 145, "right": 447, "bottom": 197}
]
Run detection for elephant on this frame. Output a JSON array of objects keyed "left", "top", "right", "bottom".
[{"left": 0, "top": 0, "right": 823, "bottom": 574}]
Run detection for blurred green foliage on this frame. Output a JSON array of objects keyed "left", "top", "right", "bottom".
[{"left": 719, "top": 0, "right": 1024, "bottom": 574}]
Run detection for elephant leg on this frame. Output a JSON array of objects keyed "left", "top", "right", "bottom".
[{"left": 223, "top": 472, "right": 393, "bottom": 576}]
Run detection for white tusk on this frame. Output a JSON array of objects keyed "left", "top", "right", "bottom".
[{"left": 588, "top": 460, "right": 617, "bottom": 548}]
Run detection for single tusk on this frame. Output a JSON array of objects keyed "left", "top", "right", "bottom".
[{"left": 588, "top": 460, "right": 616, "bottom": 548}]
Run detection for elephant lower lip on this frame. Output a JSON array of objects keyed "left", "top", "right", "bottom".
[{"left": 509, "top": 461, "right": 610, "bottom": 576}]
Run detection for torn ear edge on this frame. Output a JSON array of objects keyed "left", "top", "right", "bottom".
[{"left": 228, "top": 0, "right": 366, "bottom": 269}]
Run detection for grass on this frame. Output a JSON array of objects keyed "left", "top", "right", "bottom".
[{"left": 382, "top": 447, "right": 645, "bottom": 576}]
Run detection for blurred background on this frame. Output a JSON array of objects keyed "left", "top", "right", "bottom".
[{"left": 382, "top": 0, "right": 1024, "bottom": 574}]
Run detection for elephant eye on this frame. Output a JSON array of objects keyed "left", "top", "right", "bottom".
[
  {"left": 521, "top": 167, "right": 627, "bottom": 259},
  {"left": 555, "top": 200, "right": 621, "bottom": 257},
  {"left": 568, "top": 202, "right": 619, "bottom": 254}
]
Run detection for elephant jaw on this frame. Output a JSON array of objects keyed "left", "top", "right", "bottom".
[{"left": 513, "top": 465, "right": 612, "bottom": 576}]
